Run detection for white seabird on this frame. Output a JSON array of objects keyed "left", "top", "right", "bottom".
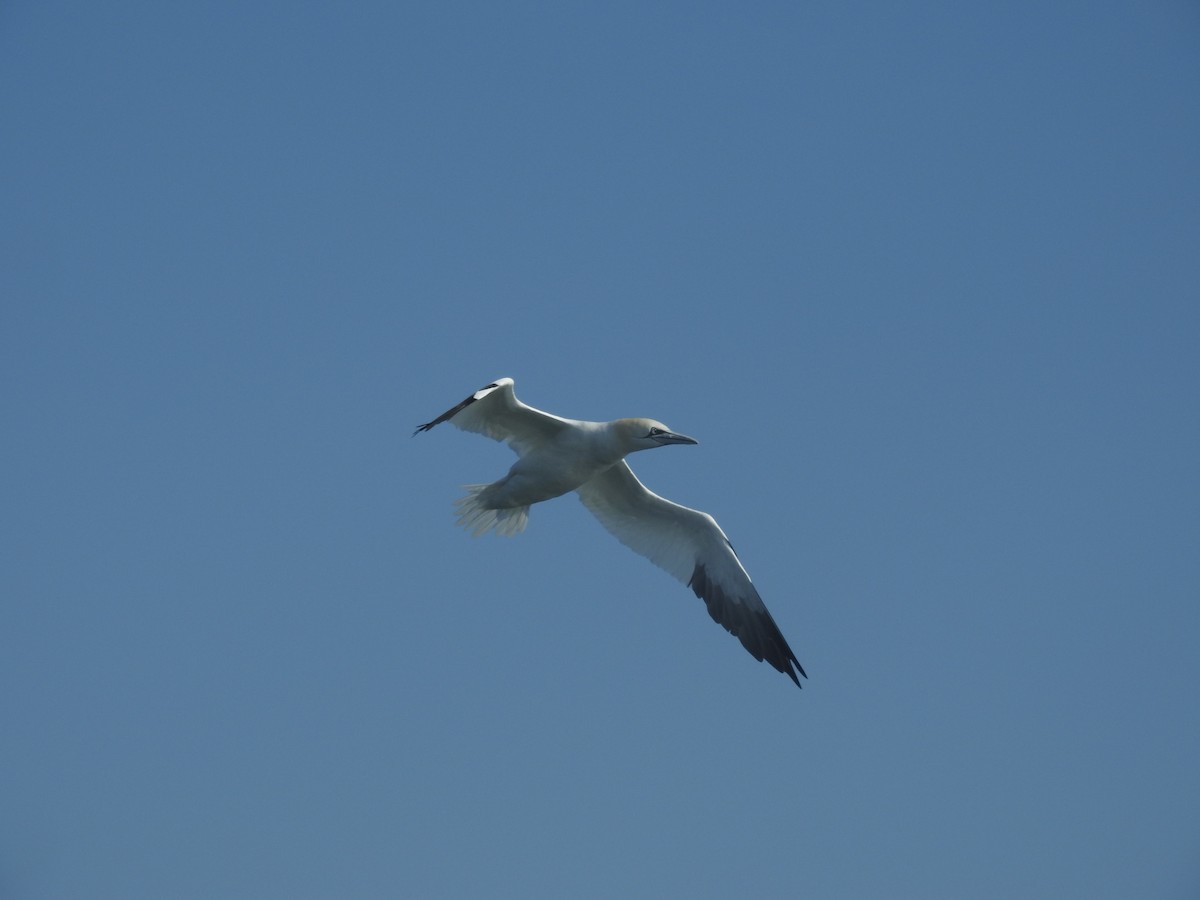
[{"left": 414, "top": 377, "right": 806, "bottom": 687}]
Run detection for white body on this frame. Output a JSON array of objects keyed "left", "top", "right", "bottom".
[{"left": 414, "top": 377, "right": 806, "bottom": 686}]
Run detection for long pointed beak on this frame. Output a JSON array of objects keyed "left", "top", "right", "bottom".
[{"left": 656, "top": 431, "right": 698, "bottom": 445}]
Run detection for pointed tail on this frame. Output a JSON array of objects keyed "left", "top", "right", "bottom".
[{"left": 454, "top": 485, "right": 530, "bottom": 537}]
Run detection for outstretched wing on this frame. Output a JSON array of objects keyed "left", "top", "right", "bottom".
[
  {"left": 577, "top": 462, "right": 806, "bottom": 686},
  {"left": 414, "top": 377, "right": 571, "bottom": 456}
]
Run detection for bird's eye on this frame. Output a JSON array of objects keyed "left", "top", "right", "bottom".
[{"left": 648, "top": 427, "right": 663, "bottom": 437}]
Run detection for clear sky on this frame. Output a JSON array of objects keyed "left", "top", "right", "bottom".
[{"left": 2, "top": 2, "right": 1198, "bottom": 897}]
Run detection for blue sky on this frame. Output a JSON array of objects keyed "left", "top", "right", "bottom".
[{"left": 3, "top": 1, "right": 1198, "bottom": 897}]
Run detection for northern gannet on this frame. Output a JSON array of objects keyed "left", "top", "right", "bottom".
[{"left": 414, "top": 378, "right": 807, "bottom": 687}]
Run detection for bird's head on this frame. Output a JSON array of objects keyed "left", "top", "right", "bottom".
[{"left": 616, "top": 418, "right": 699, "bottom": 453}]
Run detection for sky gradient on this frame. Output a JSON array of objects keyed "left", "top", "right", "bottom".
[{"left": 3, "top": 2, "right": 1198, "bottom": 897}]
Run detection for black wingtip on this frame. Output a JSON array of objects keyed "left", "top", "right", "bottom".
[
  {"left": 787, "top": 660, "right": 808, "bottom": 688},
  {"left": 779, "top": 653, "right": 805, "bottom": 688},
  {"left": 689, "top": 562, "right": 807, "bottom": 688},
  {"left": 413, "top": 381, "right": 500, "bottom": 439}
]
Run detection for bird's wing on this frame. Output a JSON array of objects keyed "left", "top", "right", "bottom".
[
  {"left": 577, "top": 461, "right": 806, "bottom": 686},
  {"left": 414, "top": 378, "right": 571, "bottom": 456}
]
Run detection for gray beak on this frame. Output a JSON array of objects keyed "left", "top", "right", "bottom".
[{"left": 654, "top": 431, "right": 698, "bottom": 446}]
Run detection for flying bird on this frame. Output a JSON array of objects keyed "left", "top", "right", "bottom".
[{"left": 414, "top": 378, "right": 806, "bottom": 687}]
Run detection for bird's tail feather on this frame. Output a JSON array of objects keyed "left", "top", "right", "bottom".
[{"left": 454, "top": 485, "right": 529, "bottom": 537}]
